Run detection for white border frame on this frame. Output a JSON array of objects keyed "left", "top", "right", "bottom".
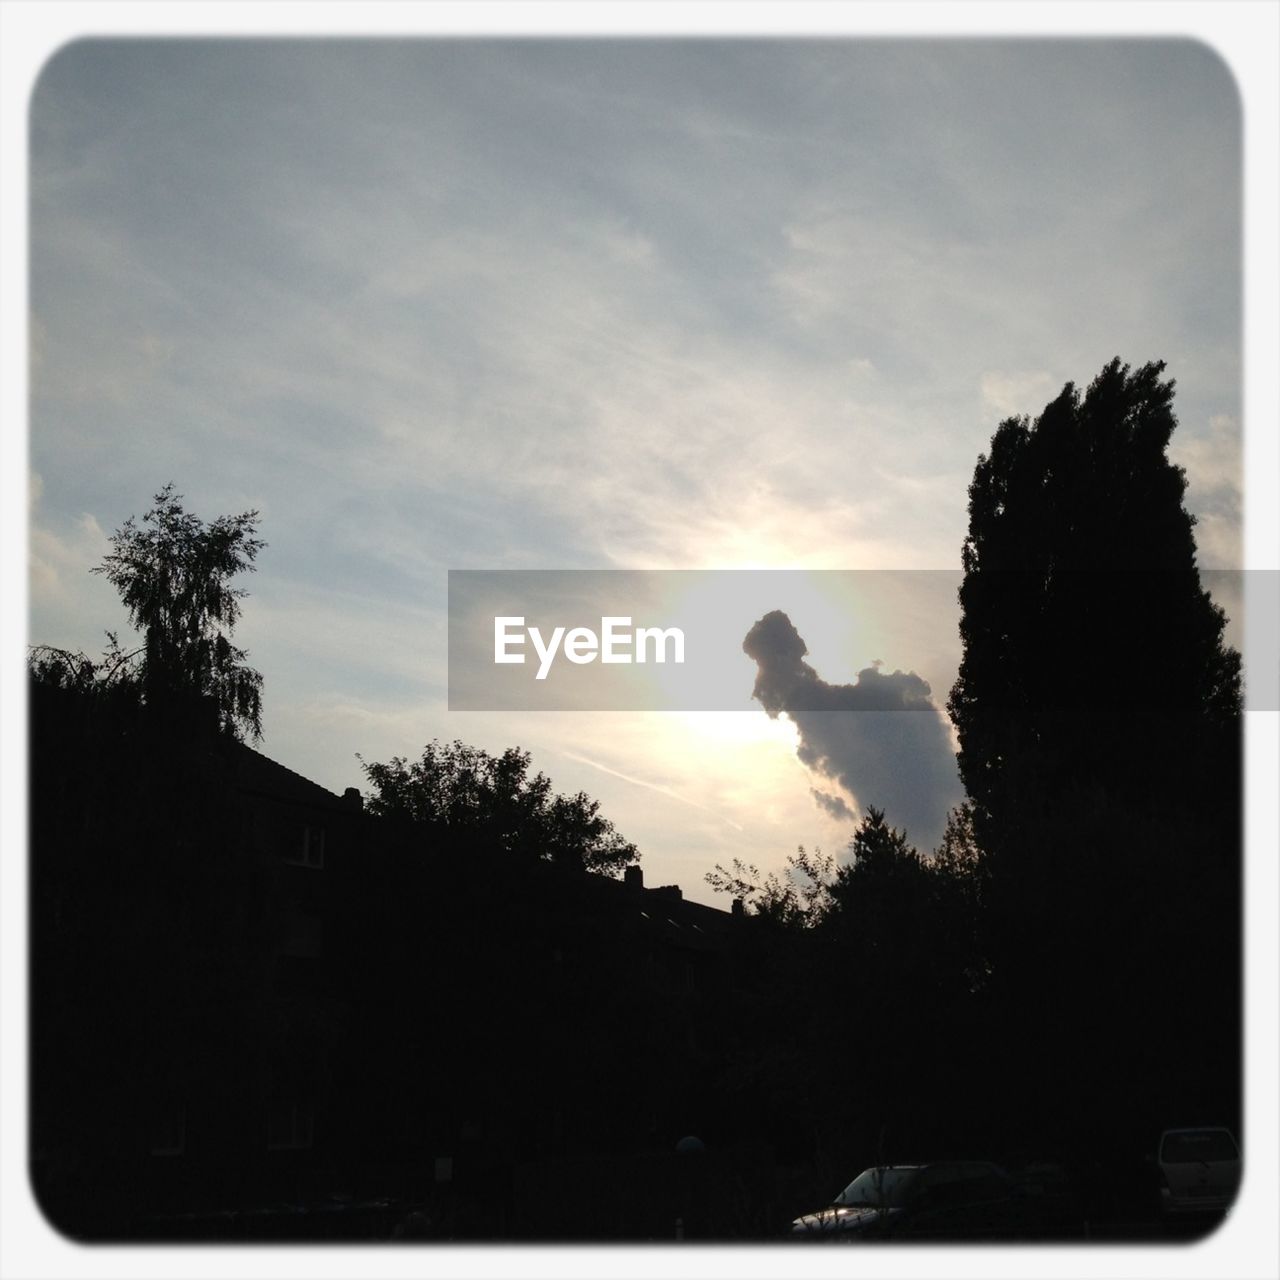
[{"left": 3, "top": 6, "right": 1276, "bottom": 1280}]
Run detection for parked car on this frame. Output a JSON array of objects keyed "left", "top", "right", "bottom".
[
  {"left": 791, "top": 1161, "right": 1033, "bottom": 1241},
  {"left": 1155, "top": 1127, "right": 1240, "bottom": 1218}
]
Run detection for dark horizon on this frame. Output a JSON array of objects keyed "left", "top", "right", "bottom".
[
  {"left": 26, "top": 359, "right": 1245, "bottom": 1245},
  {"left": 11, "top": 23, "right": 1274, "bottom": 1276}
]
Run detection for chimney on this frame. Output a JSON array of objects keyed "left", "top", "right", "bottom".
[
  {"left": 624, "top": 864, "right": 644, "bottom": 893},
  {"left": 342, "top": 787, "right": 364, "bottom": 812},
  {"left": 731, "top": 897, "right": 745, "bottom": 919}
]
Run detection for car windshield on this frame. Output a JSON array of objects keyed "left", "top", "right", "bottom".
[
  {"left": 833, "top": 1167, "right": 916, "bottom": 1208},
  {"left": 1161, "top": 1130, "right": 1238, "bottom": 1163}
]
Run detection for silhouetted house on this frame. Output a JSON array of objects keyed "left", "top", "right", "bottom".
[
  {"left": 328, "top": 820, "right": 742, "bottom": 1231},
  {"left": 30, "top": 684, "right": 745, "bottom": 1239},
  {"left": 223, "top": 749, "right": 365, "bottom": 1201},
  {"left": 29, "top": 686, "right": 369, "bottom": 1236}
]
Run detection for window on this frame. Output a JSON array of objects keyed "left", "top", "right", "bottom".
[
  {"left": 285, "top": 824, "right": 325, "bottom": 869},
  {"left": 913, "top": 1163, "right": 1006, "bottom": 1207},
  {"left": 149, "top": 1104, "right": 186, "bottom": 1156},
  {"left": 267, "top": 1102, "right": 314, "bottom": 1150}
]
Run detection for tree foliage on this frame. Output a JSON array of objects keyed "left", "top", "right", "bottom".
[
  {"left": 704, "top": 845, "right": 835, "bottom": 929},
  {"left": 948, "top": 358, "right": 1240, "bottom": 828},
  {"left": 360, "top": 738, "right": 639, "bottom": 876},
  {"left": 944, "top": 357, "right": 1243, "bottom": 1140},
  {"left": 819, "top": 809, "right": 935, "bottom": 970},
  {"left": 704, "top": 807, "right": 994, "bottom": 1160},
  {"left": 29, "top": 631, "right": 139, "bottom": 700},
  {"left": 30, "top": 484, "right": 266, "bottom": 741},
  {"left": 704, "top": 806, "right": 990, "bottom": 994}
]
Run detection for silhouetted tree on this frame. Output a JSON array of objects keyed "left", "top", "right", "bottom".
[
  {"left": 704, "top": 812, "right": 990, "bottom": 1145},
  {"left": 28, "top": 631, "right": 144, "bottom": 723},
  {"left": 946, "top": 357, "right": 1242, "bottom": 1147},
  {"left": 31, "top": 484, "right": 266, "bottom": 741},
  {"left": 704, "top": 846, "right": 834, "bottom": 929},
  {"left": 926, "top": 803, "right": 990, "bottom": 993},
  {"left": 823, "top": 809, "right": 932, "bottom": 979},
  {"left": 949, "top": 358, "right": 1239, "bottom": 828},
  {"left": 360, "top": 739, "right": 639, "bottom": 875}
]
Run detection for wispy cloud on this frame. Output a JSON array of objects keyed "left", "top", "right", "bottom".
[
  {"left": 559, "top": 748, "right": 737, "bottom": 827},
  {"left": 980, "top": 370, "right": 1056, "bottom": 420},
  {"left": 1170, "top": 412, "right": 1243, "bottom": 568},
  {"left": 28, "top": 40, "right": 1242, "bottom": 900}
]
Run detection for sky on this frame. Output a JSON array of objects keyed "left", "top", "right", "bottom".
[{"left": 28, "top": 38, "right": 1244, "bottom": 905}]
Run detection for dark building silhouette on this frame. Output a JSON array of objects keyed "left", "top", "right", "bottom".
[
  {"left": 28, "top": 683, "right": 759, "bottom": 1240},
  {"left": 30, "top": 675, "right": 1238, "bottom": 1242}
]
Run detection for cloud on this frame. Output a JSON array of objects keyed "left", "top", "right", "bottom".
[
  {"left": 810, "top": 787, "right": 856, "bottom": 821},
  {"left": 28, "top": 509, "right": 110, "bottom": 611},
  {"left": 980, "top": 370, "right": 1056, "bottom": 420},
  {"left": 26, "top": 41, "right": 1241, "bottom": 896},
  {"left": 743, "top": 609, "right": 962, "bottom": 850},
  {"left": 560, "top": 748, "right": 738, "bottom": 826},
  {"left": 1169, "top": 413, "right": 1242, "bottom": 569}
]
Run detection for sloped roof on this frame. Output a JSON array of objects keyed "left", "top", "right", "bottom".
[{"left": 231, "top": 743, "right": 353, "bottom": 813}]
